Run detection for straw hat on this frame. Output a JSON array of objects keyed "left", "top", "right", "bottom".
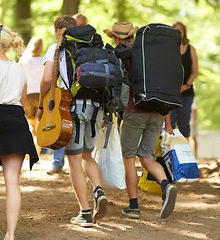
[{"left": 103, "top": 21, "right": 138, "bottom": 39}]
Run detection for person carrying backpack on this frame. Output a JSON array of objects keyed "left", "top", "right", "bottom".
[
  {"left": 104, "top": 21, "right": 177, "bottom": 219},
  {"left": 37, "top": 16, "right": 107, "bottom": 227},
  {"left": 47, "top": 13, "right": 88, "bottom": 176}
]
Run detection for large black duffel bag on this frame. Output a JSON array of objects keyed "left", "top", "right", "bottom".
[{"left": 131, "top": 23, "right": 183, "bottom": 115}]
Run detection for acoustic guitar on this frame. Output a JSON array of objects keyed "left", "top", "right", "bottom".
[{"left": 37, "top": 28, "right": 73, "bottom": 150}]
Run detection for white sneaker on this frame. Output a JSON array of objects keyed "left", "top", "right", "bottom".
[
  {"left": 70, "top": 210, "right": 93, "bottom": 227},
  {"left": 46, "top": 165, "right": 62, "bottom": 175}
]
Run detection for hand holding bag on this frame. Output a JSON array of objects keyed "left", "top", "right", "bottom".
[{"left": 161, "top": 129, "right": 200, "bottom": 183}]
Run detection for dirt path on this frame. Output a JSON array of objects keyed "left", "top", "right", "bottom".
[{"left": 0, "top": 155, "right": 219, "bottom": 240}]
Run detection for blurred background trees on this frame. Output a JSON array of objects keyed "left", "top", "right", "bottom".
[{"left": 0, "top": 0, "right": 220, "bottom": 130}]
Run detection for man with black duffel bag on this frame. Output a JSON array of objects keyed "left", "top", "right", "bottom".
[{"left": 104, "top": 21, "right": 179, "bottom": 220}]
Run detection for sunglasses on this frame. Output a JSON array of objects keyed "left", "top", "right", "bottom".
[{"left": 0, "top": 25, "right": 3, "bottom": 37}]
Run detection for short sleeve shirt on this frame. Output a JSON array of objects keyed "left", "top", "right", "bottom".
[{"left": 0, "top": 60, "right": 27, "bottom": 106}]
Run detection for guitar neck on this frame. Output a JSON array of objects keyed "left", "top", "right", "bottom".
[
  {"left": 49, "top": 28, "right": 66, "bottom": 101},
  {"left": 50, "top": 47, "right": 59, "bottom": 101}
]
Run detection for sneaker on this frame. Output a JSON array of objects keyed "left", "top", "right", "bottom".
[
  {"left": 161, "top": 184, "right": 177, "bottom": 219},
  {"left": 93, "top": 187, "right": 108, "bottom": 221},
  {"left": 70, "top": 210, "right": 93, "bottom": 227},
  {"left": 122, "top": 207, "right": 140, "bottom": 219},
  {"left": 46, "top": 165, "right": 62, "bottom": 175}
]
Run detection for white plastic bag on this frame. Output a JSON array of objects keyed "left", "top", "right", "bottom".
[
  {"left": 161, "top": 129, "right": 200, "bottom": 183},
  {"left": 92, "top": 125, "right": 126, "bottom": 189}
]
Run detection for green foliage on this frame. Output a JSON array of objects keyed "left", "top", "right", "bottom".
[
  {"left": 0, "top": 0, "right": 16, "bottom": 26},
  {"left": 1, "top": 0, "right": 220, "bottom": 130},
  {"left": 79, "top": 0, "right": 220, "bottom": 130},
  {"left": 30, "top": 0, "right": 63, "bottom": 53}
]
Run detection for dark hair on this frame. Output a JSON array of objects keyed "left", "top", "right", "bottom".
[
  {"left": 54, "top": 15, "right": 76, "bottom": 30},
  {"left": 172, "top": 21, "right": 189, "bottom": 45},
  {"left": 112, "top": 35, "right": 134, "bottom": 41}
]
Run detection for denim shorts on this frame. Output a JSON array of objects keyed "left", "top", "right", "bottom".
[
  {"left": 120, "top": 112, "right": 164, "bottom": 159},
  {"left": 65, "top": 103, "right": 104, "bottom": 155}
]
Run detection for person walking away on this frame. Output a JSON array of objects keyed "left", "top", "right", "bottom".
[
  {"left": 170, "top": 22, "right": 198, "bottom": 141},
  {"left": 73, "top": 13, "right": 87, "bottom": 26},
  {"left": 104, "top": 21, "right": 177, "bottom": 220},
  {"left": 190, "top": 100, "right": 198, "bottom": 157},
  {"left": 37, "top": 16, "right": 107, "bottom": 227},
  {"left": 19, "top": 37, "right": 45, "bottom": 157},
  {"left": 46, "top": 13, "right": 88, "bottom": 175},
  {"left": 0, "top": 25, "right": 39, "bottom": 240}
]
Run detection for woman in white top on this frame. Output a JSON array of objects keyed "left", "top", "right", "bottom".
[
  {"left": 19, "top": 37, "right": 45, "bottom": 156},
  {"left": 0, "top": 25, "right": 38, "bottom": 240}
]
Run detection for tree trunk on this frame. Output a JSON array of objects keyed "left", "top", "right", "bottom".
[
  {"left": 62, "top": 0, "right": 80, "bottom": 15},
  {"left": 14, "top": 0, "right": 32, "bottom": 45},
  {"left": 115, "top": 0, "right": 127, "bottom": 21}
]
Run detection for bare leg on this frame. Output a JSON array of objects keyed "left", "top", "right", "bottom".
[
  {"left": 82, "top": 152, "right": 102, "bottom": 190},
  {"left": 193, "top": 137, "right": 198, "bottom": 158},
  {"left": 123, "top": 157, "right": 139, "bottom": 199},
  {"left": 68, "top": 154, "right": 90, "bottom": 210},
  {"left": 139, "top": 156, "right": 167, "bottom": 184},
  {"left": 82, "top": 152, "right": 107, "bottom": 222},
  {"left": 2, "top": 154, "right": 24, "bottom": 240}
]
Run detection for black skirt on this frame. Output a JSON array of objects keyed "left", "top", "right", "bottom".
[{"left": 0, "top": 104, "right": 39, "bottom": 170}]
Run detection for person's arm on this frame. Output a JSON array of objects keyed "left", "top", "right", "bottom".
[
  {"left": 20, "top": 84, "right": 27, "bottom": 108},
  {"left": 164, "top": 112, "right": 173, "bottom": 134},
  {"left": 181, "top": 45, "right": 198, "bottom": 93},
  {"left": 37, "top": 60, "right": 54, "bottom": 121}
]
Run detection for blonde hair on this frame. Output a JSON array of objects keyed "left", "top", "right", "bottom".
[
  {"left": 0, "top": 26, "right": 25, "bottom": 58},
  {"left": 23, "top": 37, "right": 43, "bottom": 57}
]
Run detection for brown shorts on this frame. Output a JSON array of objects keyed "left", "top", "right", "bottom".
[
  {"left": 120, "top": 112, "right": 164, "bottom": 159},
  {"left": 24, "top": 93, "right": 39, "bottom": 119}
]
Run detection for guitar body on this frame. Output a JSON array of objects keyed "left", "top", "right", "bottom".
[{"left": 37, "top": 87, "right": 73, "bottom": 150}]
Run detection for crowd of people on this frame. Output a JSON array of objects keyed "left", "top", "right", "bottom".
[{"left": 0, "top": 14, "right": 198, "bottom": 240}]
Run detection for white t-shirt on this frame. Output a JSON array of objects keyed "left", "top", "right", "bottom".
[
  {"left": 44, "top": 43, "right": 56, "bottom": 64},
  {"left": 44, "top": 43, "right": 68, "bottom": 89},
  {"left": 19, "top": 55, "right": 45, "bottom": 94},
  {"left": 0, "top": 60, "right": 27, "bottom": 106}
]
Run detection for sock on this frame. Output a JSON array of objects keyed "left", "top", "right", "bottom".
[
  {"left": 129, "top": 198, "right": 138, "bottom": 209},
  {"left": 94, "top": 185, "right": 103, "bottom": 193},
  {"left": 81, "top": 209, "right": 91, "bottom": 214},
  {"left": 161, "top": 179, "right": 169, "bottom": 193}
]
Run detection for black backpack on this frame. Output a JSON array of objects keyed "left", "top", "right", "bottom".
[
  {"left": 131, "top": 23, "right": 183, "bottom": 115},
  {"left": 61, "top": 25, "right": 129, "bottom": 147}
]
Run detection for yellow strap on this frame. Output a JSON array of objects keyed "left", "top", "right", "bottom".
[
  {"left": 65, "top": 34, "right": 95, "bottom": 43},
  {"left": 112, "top": 115, "right": 118, "bottom": 126}
]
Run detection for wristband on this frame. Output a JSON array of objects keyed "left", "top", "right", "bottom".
[{"left": 38, "top": 106, "right": 43, "bottom": 110}]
